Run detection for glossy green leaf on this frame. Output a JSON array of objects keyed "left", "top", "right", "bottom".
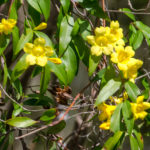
[
  {"left": 11, "top": 54, "right": 29, "bottom": 81},
  {"left": 133, "top": 129, "right": 143, "bottom": 150},
  {"left": 40, "top": 108, "right": 56, "bottom": 122},
  {"left": 31, "top": 66, "right": 42, "bottom": 78},
  {"left": 27, "top": 0, "right": 42, "bottom": 13},
  {"left": 12, "top": 103, "right": 23, "bottom": 118},
  {"left": 48, "top": 120, "right": 66, "bottom": 134},
  {"left": 133, "top": 30, "right": 143, "bottom": 50},
  {"left": 47, "top": 61, "right": 68, "bottom": 85},
  {"left": 130, "top": 134, "right": 139, "bottom": 150},
  {"left": 92, "top": 68, "right": 106, "bottom": 82},
  {"left": 34, "top": 31, "right": 53, "bottom": 47},
  {"left": 111, "top": 103, "right": 123, "bottom": 132},
  {"left": 6, "top": 117, "right": 36, "bottom": 128},
  {"left": 59, "top": 16, "right": 74, "bottom": 56},
  {"left": 62, "top": 46, "right": 77, "bottom": 84},
  {"left": 95, "top": 79, "right": 121, "bottom": 106},
  {"left": 135, "top": 21, "right": 150, "bottom": 46},
  {"left": 122, "top": 100, "right": 134, "bottom": 135},
  {"left": 0, "top": 35, "right": 10, "bottom": 55},
  {"left": 38, "top": 0, "right": 50, "bottom": 21},
  {"left": 122, "top": 8, "right": 136, "bottom": 21},
  {"left": 125, "top": 81, "right": 140, "bottom": 102},
  {"left": 14, "top": 28, "right": 33, "bottom": 57},
  {"left": 12, "top": 26, "right": 20, "bottom": 56},
  {"left": 89, "top": 55, "right": 101, "bottom": 76},
  {"left": 72, "top": 19, "right": 80, "bottom": 36},
  {"left": 103, "top": 131, "right": 124, "bottom": 150},
  {"left": 60, "top": 0, "right": 70, "bottom": 13},
  {"left": 40, "top": 64, "right": 51, "bottom": 94},
  {"left": 3, "top": 58, "right": 8, "bottom": 87}
]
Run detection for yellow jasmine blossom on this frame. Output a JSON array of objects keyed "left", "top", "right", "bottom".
[
  {"left": 131, "top": 95, "right": 150, "bottom": 120},
  {"left": 34, "top": 22, "right": 47, "bottom": 30},
  {"left": 98, "top": 103, "right": 116, "bottom": 121},
  {"left": 121, "top": 58, "right": 143, "bottom": 82},
  {"left": 24, "top": 37, "right": 62, "bottom": 67},
  {"left": 87, "top": 21, "right": 124, "bottom": 56},
  {"left": 99, "top": 120, "right": 110, "bottom": 130},
  {"left": 0, "top": 18, "right": 16, "bottom": 35}
]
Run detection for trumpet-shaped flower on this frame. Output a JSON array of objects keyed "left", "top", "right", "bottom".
[
  {"left": 24, "top": 37, "right": 62, "bottom": 67},
  {"left": 87, "top": 21, "right": 124, "bottom": 56},
  {"left": 0, "top": 18, "right": 16, "bottom": 35},
  {"left": 34, "top": 22, "right": 47, "bottom": 30},
  {"left": 98, "top": 103, "right": 116, "bottom": 121},
  {"left": 131, "top": 95, "right": 150, "bottom": 120}
]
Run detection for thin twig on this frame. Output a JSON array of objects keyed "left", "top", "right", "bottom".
[
  {"left": 128, "top": 0, "right": 150, "bottom": 12},
  {"left": 102, "top": 0, "right": 106, "bottom": 27},
  {"left": 106, "top": 9, "right": 150, "bottom": 15},
  {"left": 15, "top": 82, "right": 91, "bottom": 140}
]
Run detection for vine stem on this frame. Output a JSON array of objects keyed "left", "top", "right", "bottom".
[
  {"left": 102, "top": 0, "right": 106, "bottom": 27},
  {"left": 15, "top": 82, "right": 91, "bottom": 140}
]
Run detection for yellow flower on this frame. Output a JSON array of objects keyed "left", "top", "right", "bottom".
[
  {"left": 99, "top": 120, "right": 110, "bottom": 130},
  {"left": 121, "top": 58, "right": 143, "bottom": 82},
  {"left": 110, "top": 96, "right": 123, "bottom": 104},
  {"left": 98, "top": 103, "right": 116, "bottom": 121},
  {"left": 87, "top": 21, "right": 124, "bottom": 56},
  {"left": 131, "top": 95, "right": 150, "bottom": 120},
  {"left": 0, "top": 18, "right": 16, "bottom": 35},
  {"left": 23, "top": 37, "right": 62, "bottom": 67},
  {"left": 34, "top": 22, "right": 47, "bottom": 30}
]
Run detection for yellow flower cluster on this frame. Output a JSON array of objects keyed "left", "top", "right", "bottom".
[
  {"left": 98, "top": 95, "right": 150, "bottom": 130},
  {"left": 87, "top": 21, "right": 124, "bottom": 56},
  {"left": 111, "top": 45, "right": 143, "bottom": 82},
  {"left": 23, "top": 37, "right": 62, "bottom": 67},
  {"left": 0, "top": 18, "right": 16, "bottom": 35}
]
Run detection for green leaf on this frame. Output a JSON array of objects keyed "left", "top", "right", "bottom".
[
  {"left": 11, "top": 54, "right": 29, "bottom": 81},
  {"left": 130, "top": 134, "right": 139, "bottom": 150},
  {"left": 92, "top": 68, "right": 106, "bottom": 81},
  {"left": 132, "top": 30, "right": 143, "bottom": 50},
  {"left": 27, "top": 0, "right": 42, "bottom": 13},
  {"left": 125, "top": 81, "right": 140, "bottom": 102},
  {"left": 12, "top": 26, "right": 20, "bottom": 56},
  {"left": 40, "top": 108, "right": 56, "bottom": 122},
  {"left": 60, "top": 0, "right": 70, "bottom": 13},
  {"left": 47, "top": 61, "right": 68, "bottom": 85},
  {"left": 38, "top": 0, "right": 50, "bottom": 21},
  {"left": 72, "top": 19, "right": 80, "bottom": 36},
  {"left": 3, "top": 58, "right": 8, "bottom": 87},
  {"left": 95, "top": 79, "right": 121, "bottom": 106},
  {"left": 31, "top": 66, "right": 42, "bottom": 78},
  {"left": 62, "top": 46, "right": 77, "bottom": 84},
  {"left": 14, "top": 28, "right": 33, "bottom": 57},
  {"left": 89, "top": 55, "right": 101, "bottom": 76},
  {"left": 48, "top": 120, "right": 66, "bottom": 134},
  {"left": 133, "top": 129, "right": 143, "bottom": 150},
  {"left": 73, "top": 35, "right": 90, "bottom": 66},
  {"left": 79, "top": 0, "right": 108, "bottom": 19},
  {"left": 12, "top": 103, "right": 23, "bottom": 118},
  {"left": 122, "top": 100, "right": 134, "bottom": 135},
  {"left": 59, "top": 16, "right": 74, "bottom": 56},
  {"left": 111, "top": 103, "right": 123, "bottom": 132},
  {"left": 121, "top": 8, "right": 136, "bottom": 21},
  {"left": 24, "top": 94, "right": 54, "bottom": 107},
  {"left": 103, "top": 131, "right": 124, "bottom": 150},
  {"left": 0, "top": 35, "right": 10, "bottom": 55},
  {"left": 135, "top": 21, "right": 150, "bottom": 46},
  {"left": 6, "top": 117, "right": 36, "bottom": 128},
  {"left": 34, "top": 31, "right": 53, "bottom": 47},
  {"left": 40, "top": 64, "right": 51, "bottom": 94}
]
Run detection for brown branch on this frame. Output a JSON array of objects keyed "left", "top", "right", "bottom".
[
  {"left": 15, "top": 82, "right": 91, "bottom": 140},
  {"left": 128, "top": 0, "right": 150, "bottom": 12},
  {"left": 102, "top": 0, "right": 106, "bottom": 27}
]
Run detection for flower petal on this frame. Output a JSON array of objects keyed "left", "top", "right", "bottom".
[
  {"left": 34, "top": 37, "right": 46, "bottom": 46},
  {"left": 26, "top": 54, "right": 36, "bottom": 66},
  {"left": 34, "top": 22, "right": 47, "bottom": 30},
  {"left": 48, "top": 58, "right": 62, "bottom": 64},
  {"left": 24, "top": 43, "right": 34, "bottom": 54},
  {"left": 44, "top": 46, "right": 53, "bottom": 56},
  {"left": 36, "top": 56, "right": 48, "bottom": 67}
]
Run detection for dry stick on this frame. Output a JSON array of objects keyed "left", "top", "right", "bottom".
[
  {"left": 15, "top": 82, "right": 91, "bottom": 140},
  {"left": 8, "top": 0, "right": 14, "bottom": 17},
  {"left": 102, "top": 0, "right": 106, "bottom": 27},
  {"left": 128, "top": 0, "right": 150, "bottom": 12}
]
